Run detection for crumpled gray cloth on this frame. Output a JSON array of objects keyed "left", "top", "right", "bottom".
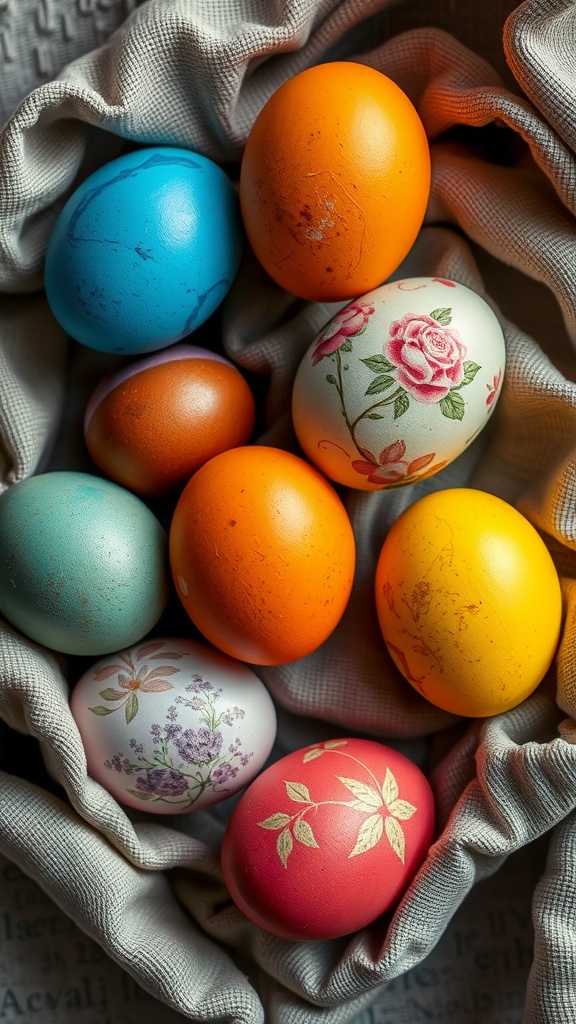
[{"left": 2, "top": 0, "right": 576, "bottom": 1021}]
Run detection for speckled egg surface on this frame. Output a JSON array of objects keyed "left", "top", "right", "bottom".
[
  {"left": 44, "top": 146, "right": 243, "bottom": 355},
  {"left": 221, "top": 737, "right": 435, "bottom": 940},
  {"left": 0, "top": 472, "right": 169, "bottom": 655},
  {"left": 374, "top": 488, "right": 563, "bottom": 718},
  {"left": 84, "top": 344, "right": 256, "bottom": 497},
  {"left": 71, "top": 637, "right": 277, "bottom": 814},
  {"left": 292, "top": 277, "right": 506, "bottom": 490}
]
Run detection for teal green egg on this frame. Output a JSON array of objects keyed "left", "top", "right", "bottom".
[{"left": 0, "top": 472, "right": 169, "bottom": 655}]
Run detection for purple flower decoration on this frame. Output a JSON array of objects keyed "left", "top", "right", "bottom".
[
  {"left": 135, "top": 768, "right": 188, "bottom": 798},
  {"left": 212, "top": 763, "right": 239, "bottom": 785},
  {"left": 174, "top": 726, "right": 223, "bottom": 765}
]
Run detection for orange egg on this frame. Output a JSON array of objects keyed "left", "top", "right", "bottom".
[
  {"left": 169, "top": 445, "right": 356, "bottom": 665},
  {"left": 84, "top": 345, "right": 256, "bottom": 497},
  {"left": 240, "top": 61, "right": 431, "bottom": 302}
]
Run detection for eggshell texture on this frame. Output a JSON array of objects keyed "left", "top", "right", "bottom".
[
  {"left": 0, "top": 472, "right": 169, "bottom": 655},
  {"left": 84, "top": 344, "right": 256, "bottom": 497},
  {"left": 70, "top": 637, "right": 277, "bottom": 814},
  {"left": 221, "top": 737, "right": 435, "bottom": 940},
  {"left": 292, "top": 277, "right": 506, "bottom": 490},
  {"left": 169, "top": 445, "right": 356, "bottom": 665},
  {"left": 375, "top": 488, "right": 563, "bottom": 718},
  {"left": 44, "top": 146, "right": 243, "bottom": 355},
  {"left": 240, "top": 62, "right": 430, "bottom": 302}
]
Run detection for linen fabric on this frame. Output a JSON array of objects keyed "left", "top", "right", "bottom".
[{"left": 1, "top": 0, "right": 576, "bottom": 1020}]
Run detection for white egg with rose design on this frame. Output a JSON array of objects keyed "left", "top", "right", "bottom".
[{"left": 292, "top": 277, "right": 506, "bottom": 490}]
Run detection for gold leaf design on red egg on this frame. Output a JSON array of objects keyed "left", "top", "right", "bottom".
[
  {"left": 257, "top": 741, "right": 418, "bottom": 868},
  {"left": 284, "top": 781, "right": 311, "bottom": 803},
  {"left": 293, "top": 818, "right": 320, "bottom": 849},
  {"left": 277, "top": 829, "right": 293, "bottom": 869},
  {"left": 349, "top": 813, "right": 384, "bottom": 858},
  {"left": 385, "top": 816, "right": 406, "bottom": 864}
]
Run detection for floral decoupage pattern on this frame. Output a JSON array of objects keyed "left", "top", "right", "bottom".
[
  {"left": 292, "top": 277, "right": 506, "bottom": 490},
  {"left": 72, "top": 637, "right": 277, "bottom": 814}
]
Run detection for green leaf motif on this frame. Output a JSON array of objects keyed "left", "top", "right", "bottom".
[
  {"left": 326, "top": 373, "right": 337, "bottom": 385},
  {"left": 277, "top": 828, "right": 293, "bottom": 868},
  {"left": 389, "top": 799, "right": 417, "bottom": 821},
  {"left": 439, "top": 391, "right": 465, "bottom": 421},
  {"left": 382, "top": 768, "right": 399, "bottom": 807},
  {"left": 385, "top": 816, "right": 406, "bottom": 863},
  {"left": 125, "top": 692, "right": 139, "bottom": 724},
  {"left": 458, "top": 360, "right": 482, "bottom": 388},
  {"left": 394, "top": 391, "right": 410, "bottom": 420},
  {"left": 349, "top": 814, "right": 384, "bottom": 858},
  {"left": 88, "top": 705, "right": 114, "bottom": 716},
  {"left": 429, "top": 307, "right": 452, "bottom": 325},
  {"left": 285, "top": 781, "right": 311, "bottom": 803},
  {"left": 367, "top": 413, "right": 384, "bottom": 420},
  {"left": 365, "top": 374, "right": 395, "bottom": 396},
  {"left": 98, "top": 688, "right": 127, "bottom": 701},
  {"left": 293, "top": 818, "right": 319, "bottom": 848},
  {"left": 337, "top": 777, "right": 382, "bottom": 808},
  {"left": 127, "top": 787, "right": 155, "bottom": 802},
  {"left": 258, "top": 813, "right": 293, "bottom": 830},
  {"left": 360, "top": 355, "right": 396, "bottom": 374},
  {"left": 340, "top": 338, "right": 353, "bottom": 352}
]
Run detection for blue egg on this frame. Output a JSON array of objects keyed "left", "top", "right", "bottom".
[
  {"left": 0, "top": 472, "right": 170, "bottom": 655},
  {"left": 44, "top": 146, "right": 243, "bottom": 355}
]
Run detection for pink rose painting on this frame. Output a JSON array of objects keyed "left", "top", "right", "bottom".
[
  {"left": 312, "top": 302, "right": 375, "bottom": 365},
  {"left": 314, "top": 300, "right": 485, "bottom": 486},
  {"left": 384, "top": 313, "right": 467, "bottom": 403},
  {"left": 486, "top": 370, "right": 502, "bottom": 408}
]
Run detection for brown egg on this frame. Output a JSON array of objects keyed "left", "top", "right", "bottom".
[{"left": 84, "top": 345, "right": 256, "bottom": 497}]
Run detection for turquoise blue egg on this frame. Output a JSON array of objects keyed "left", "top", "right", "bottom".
[
  {"left": 0, "top": 472, "right": 169, "bottom": 655},
  {"left": 44, "top": 146, "right": 243, "bottom": 355}
]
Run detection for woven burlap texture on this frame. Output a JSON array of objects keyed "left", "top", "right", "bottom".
[{"left": 1, "top": 0, "right": 576, "bottom": 1021}]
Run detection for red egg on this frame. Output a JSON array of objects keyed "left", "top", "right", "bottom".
[
  {"left": 221, "top": 737, "right": 435, "bottom": 940},
  {"left": 84, "top": 344, "right": 256, "bottom": 497}
]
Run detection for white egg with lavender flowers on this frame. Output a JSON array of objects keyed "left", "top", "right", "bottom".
[
  {"left": 70, "top": 637, "right": 277, "bottom": 814},
  {"left": 292, "top": 277, "right": 506, "bottom": 490}
]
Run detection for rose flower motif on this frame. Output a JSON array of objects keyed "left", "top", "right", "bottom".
[
  {"left": 384, "top": 313, "right": 467, "bottom": 403},
  {"left": 311, "top": 302, "right": 375, "bottom": 365}
]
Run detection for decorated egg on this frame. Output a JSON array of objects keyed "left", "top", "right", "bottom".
[
  {"left": 240, "top": 62, "right": 430, "bottom": 301},
  {"left": 70, "top": 637, "right": 277, "bottom": 814},
  {"left": 44, "top": 146, "right": 243, "bottom": 355},
  {"left": 0, "top": 471, "right": 169, "bottom": 655},
  {"left": 221, "top": 737, "right": 435, "bottom": 939},
  {"left": 84, "top": 344, "right": 256, "bottom": 497},
  {"left": 169, "top": 445, "right": 356, "bottom": 665},
  {"left": 292, "top": 277, "right": 506, "bottom": 490},
  {"left": 375, "top": 488, "right": 563, "bottom": 717}
]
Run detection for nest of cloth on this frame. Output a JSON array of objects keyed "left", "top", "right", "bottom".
[{"left": 1, "top": 1, "right": 576, "bottom": 1021}]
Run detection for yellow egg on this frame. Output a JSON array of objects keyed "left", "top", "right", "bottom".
[{"left": 374, "top": 488, "right": 563, "bottom": 717}]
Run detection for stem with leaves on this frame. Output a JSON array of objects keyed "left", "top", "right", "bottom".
[{"left": 258, "top": 741, "right": 417, "bottom": 868}]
